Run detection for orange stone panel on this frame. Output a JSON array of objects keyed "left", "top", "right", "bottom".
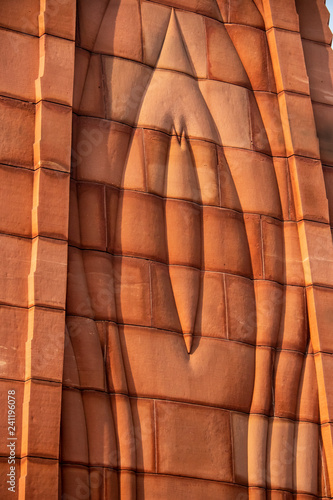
[
  {"left": 77, "top": 182, "right": 106, "bottom": 251},
  {"left": 294, "top": 421, "right": 319, "bottom": 495},
  {"left": 225, "top": 274, "right": 256, "bottom": 344},
  {"left": 267, "top": 418, "right": 295, "bottom": 490},
  {"left": 165, "top": 136, "right": 200, "bottom": 202},
  {"left": 0, "top": 306, "right": 27, "bottom": 381},
  {"left": 199, "top": 80, "right": 252, "bottom": 148},
  {"left": 73, "top": 50, "right": 105, "bottom": 118},
  {"left": 262, "top": 0, "right": 299, "bottom": 31},
  {"left": 119, "top": 471, "right": 136, "bottom": 498},
  {"left": 103, "top": 57, "right": 153, "bottom": 126},
  {"left": 323, "top": 165, "right": 333, "bottom": 226},
  {"left": 150, "top": 0, "right": 222, "bottom": 20},
  {"left": 307, "top": 286, "right": 333, "bottom": 354},
  {"left": 130, "top": 397, "right": 155, "bottom": 473},
  {"left": 39, "top": 0, "right": 76, "bottom": 40},
  {"left": 82, "top": 251, "right": 117, "bottom": 321},
  {"left": 299, "top": 220, "right": 333, "bottom": 287},
  {"left": 36, "top": 34, "right": 75, "bottom": 106},
  {"left": 0, "top": 165, "right": 33, "bottom": 237},
  {"left": 156, "top": 400, "right": 233, "bottom": 482},
  {"left": 243, "top": 214, "right": 263, "bottom": 280},
  {"left": 255, "top": 280, "right": 284, "bottom": 348},
  {"left": 248, "top": 97, "right": 271, "bottom": 159},
  {"left": 142, "top": 2, "right": 171, "bottom": 67},
  {"left": 115, "top": 191, "right": 167, "bottom": 263},
  {"left": 138, "top": 70, "right": 219, "bottom": 142},
  {"left": 61, "top": 464, "right": 92, "bottom": 498},
  {"left": 267, "top": 491, "right": 293, "bottom": 500},
  {"left": 32, "top": 167, "right": 70, "bottom": 240},
  {"left": 28, "top": 237, "right": 68, "bottom": 309},
  {"left": 0, "top": 28, "right": 38, "bottom": 102},
  {"left": 61, "top": 388, "right": 89, "bottom": 464},
  {"left": 303, "top": 39, "right": 333, "bottom": 106},
  {"left": 106, "top": 186, "right": 120, "bottom": 253},
  {"left": 0, "top": 380, "right": 24, "bottom": 458},
  {"left": 315, "top": 352, "right": 333, "bottom": 423},
  {"left": 82, "top": 390, "right": 117, "bottom": 467},
  {"left": 231, "top": 411, "right": 249, "bottom": 485},
  {"left": 277, "top": 285, "right": 307, "bottom": 352},
  {"left": 66, "top": 316, "right": 106, "bottom": 391},
  {"left": 113, "top": 255, "right": 151, "bottom": 327},
  {"left": 284, "top": 221, "right": 305, "bottom": 286},
  {"left": 267, "top": 28, "right": 309, "bottom": 95},
  {"left": 22, "top": 380, "right": 62, "bottom": 459},
  {"left": 279, "top": 92, "right": 320, "bottom": 159},
  {"left": 165, "top": 199, "right": 201, "bottom": 267},
  {"left": 273, "top": 158, "right": 295, "bottom": 221},
  {"left": 34, "top": 100, "right": 73, "bottom": 172},
  {"left": 226, "top": 24, "right": 275, "bottom": 92},
  {"left": 297, "top": 353, "right": 320, "bottom": 423},
  {"left": 122, "top": 128, "right": 146, "bottom": 192},
  {"left": 312, "top": 101, "right": 333, "bottom": 166},
  {"left": 110, "top": 394, "right": 136, "bottom": 469},
  {"left": 274, "top": 350, "right": 304, "bottom": 419},
  {"left": 75, "top": 117, "right": 131, "bottom": 186},
  {"left": 0, "top": 457, "right": 21, "bottom": 499},
  {"left": 155, "top": 10, "right": 195, "bottom": 77},
  {"left": 194, "top": 271, "right": 226, "bottom": 339},
  {"left": 229, "top": 0, "right": 265, "bottom": 28},
  {"left": 261, "top": 217, "right": 284, "bottom": 283},
  {"left": 296, "top": 0, "right": 332, "bottom": 44},
  {"left": 206, "top": 18, "right": 250, "bottom": 87},
  {"left": 150, "top": 261, "right": 182, "bottom": 332},
  {"left": 190, "top": 139, "right": 219, "bottom": 206},
  {"left": 289, "top": 155, "right": 329, "bottom": 224},
  {"left": 254, "top": 92, "right": 287, "bottom": 157},
  {"left": 224, "top": 148, "right": 282, "bottom": 218},
  {"left": 120, "top": 325, "right": 255, "bottom": 411},
  {"left": 62, "top": 328, "right": 81, "bottom": 389},
  {"left": 0, "top": 234, "right": 31, "bottom": 308},
  {"left": 0, "top": 0, "right": 39, "bottom": 35},
  {"left": 88, "top": 467, "right": 119, "bottom": 499},
  {"left": 94, "top": 0, "right": 142, "bottom": 61},
  {"left": 27, "top": 307, "right": 65, "bottom": 382},
  {"left": 248, "top": 414, "right": 269, "bottom": 487},
  {"left": 105, "top": 323, "right": 129, "bottom": 394},
  {"left": 66, "top": 246, "right": 93, "bottom": 318},
  {"left": 250, "top": 346, "right": 274, "bottom": 415},
  {"left": 0, "top": 97, "right": 34, "bottom": 168},
  {"left": 217, "top": 146, "right": 242, "bottom": 212},
  {"left": 168, "top": 266, "right": 200, "bottom": 343},
  {"left": 77, "top": 0, "right": 109, "bottom": 51},
  {"left": 176, "top": 11, "right": 207, "bottom": 78},
  {"left": 202, "top": 206, "right": 252, "bottom": 277},
  {"left": 143, "top": 129, "right": 170, "bottom": 197},
  {"left": 136, "top": 473, "right": 247, "bottom": 500},
  {"left": 20, "top": 457, "right": 59, "bottom": 500}
]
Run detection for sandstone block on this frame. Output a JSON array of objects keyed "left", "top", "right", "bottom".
[
  {"left": 0, "top": 97, "right": 34, "bottom": 168},
  {"left": 0, "top": 28, "right": 38, "bottom": 101},
  {"left": 0, "top": 165, "right": 33, "bottom": 237},
  {"left": 156, "top": 400, "right": 233, "bottom": 482}
]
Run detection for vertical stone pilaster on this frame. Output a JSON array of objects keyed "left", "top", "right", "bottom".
[
  {"left": 18, "top": 1, "right": 76, "bottom": 498},
  {"left": 263, "top": 0, "right": 333, "bottom": 491}
]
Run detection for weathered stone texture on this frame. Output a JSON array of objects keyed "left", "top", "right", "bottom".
[{"left": 0, "top": 0, "right": 333, "bottom": 499}]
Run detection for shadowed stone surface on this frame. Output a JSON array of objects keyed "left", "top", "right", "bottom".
[{"left": 0, "top": 0, "right": 333, "bottom": 498}]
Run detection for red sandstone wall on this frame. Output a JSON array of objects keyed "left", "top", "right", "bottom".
[
  {"left": 0, "top": 1, "right": 75, "bottom": 498},
  {"left": 0, "top": 0, "right": 333, "bottom": 499}
]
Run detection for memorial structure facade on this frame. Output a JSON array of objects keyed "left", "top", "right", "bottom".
[{"left": 0, "top": 0, "right": 333, "bottom": 498}]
